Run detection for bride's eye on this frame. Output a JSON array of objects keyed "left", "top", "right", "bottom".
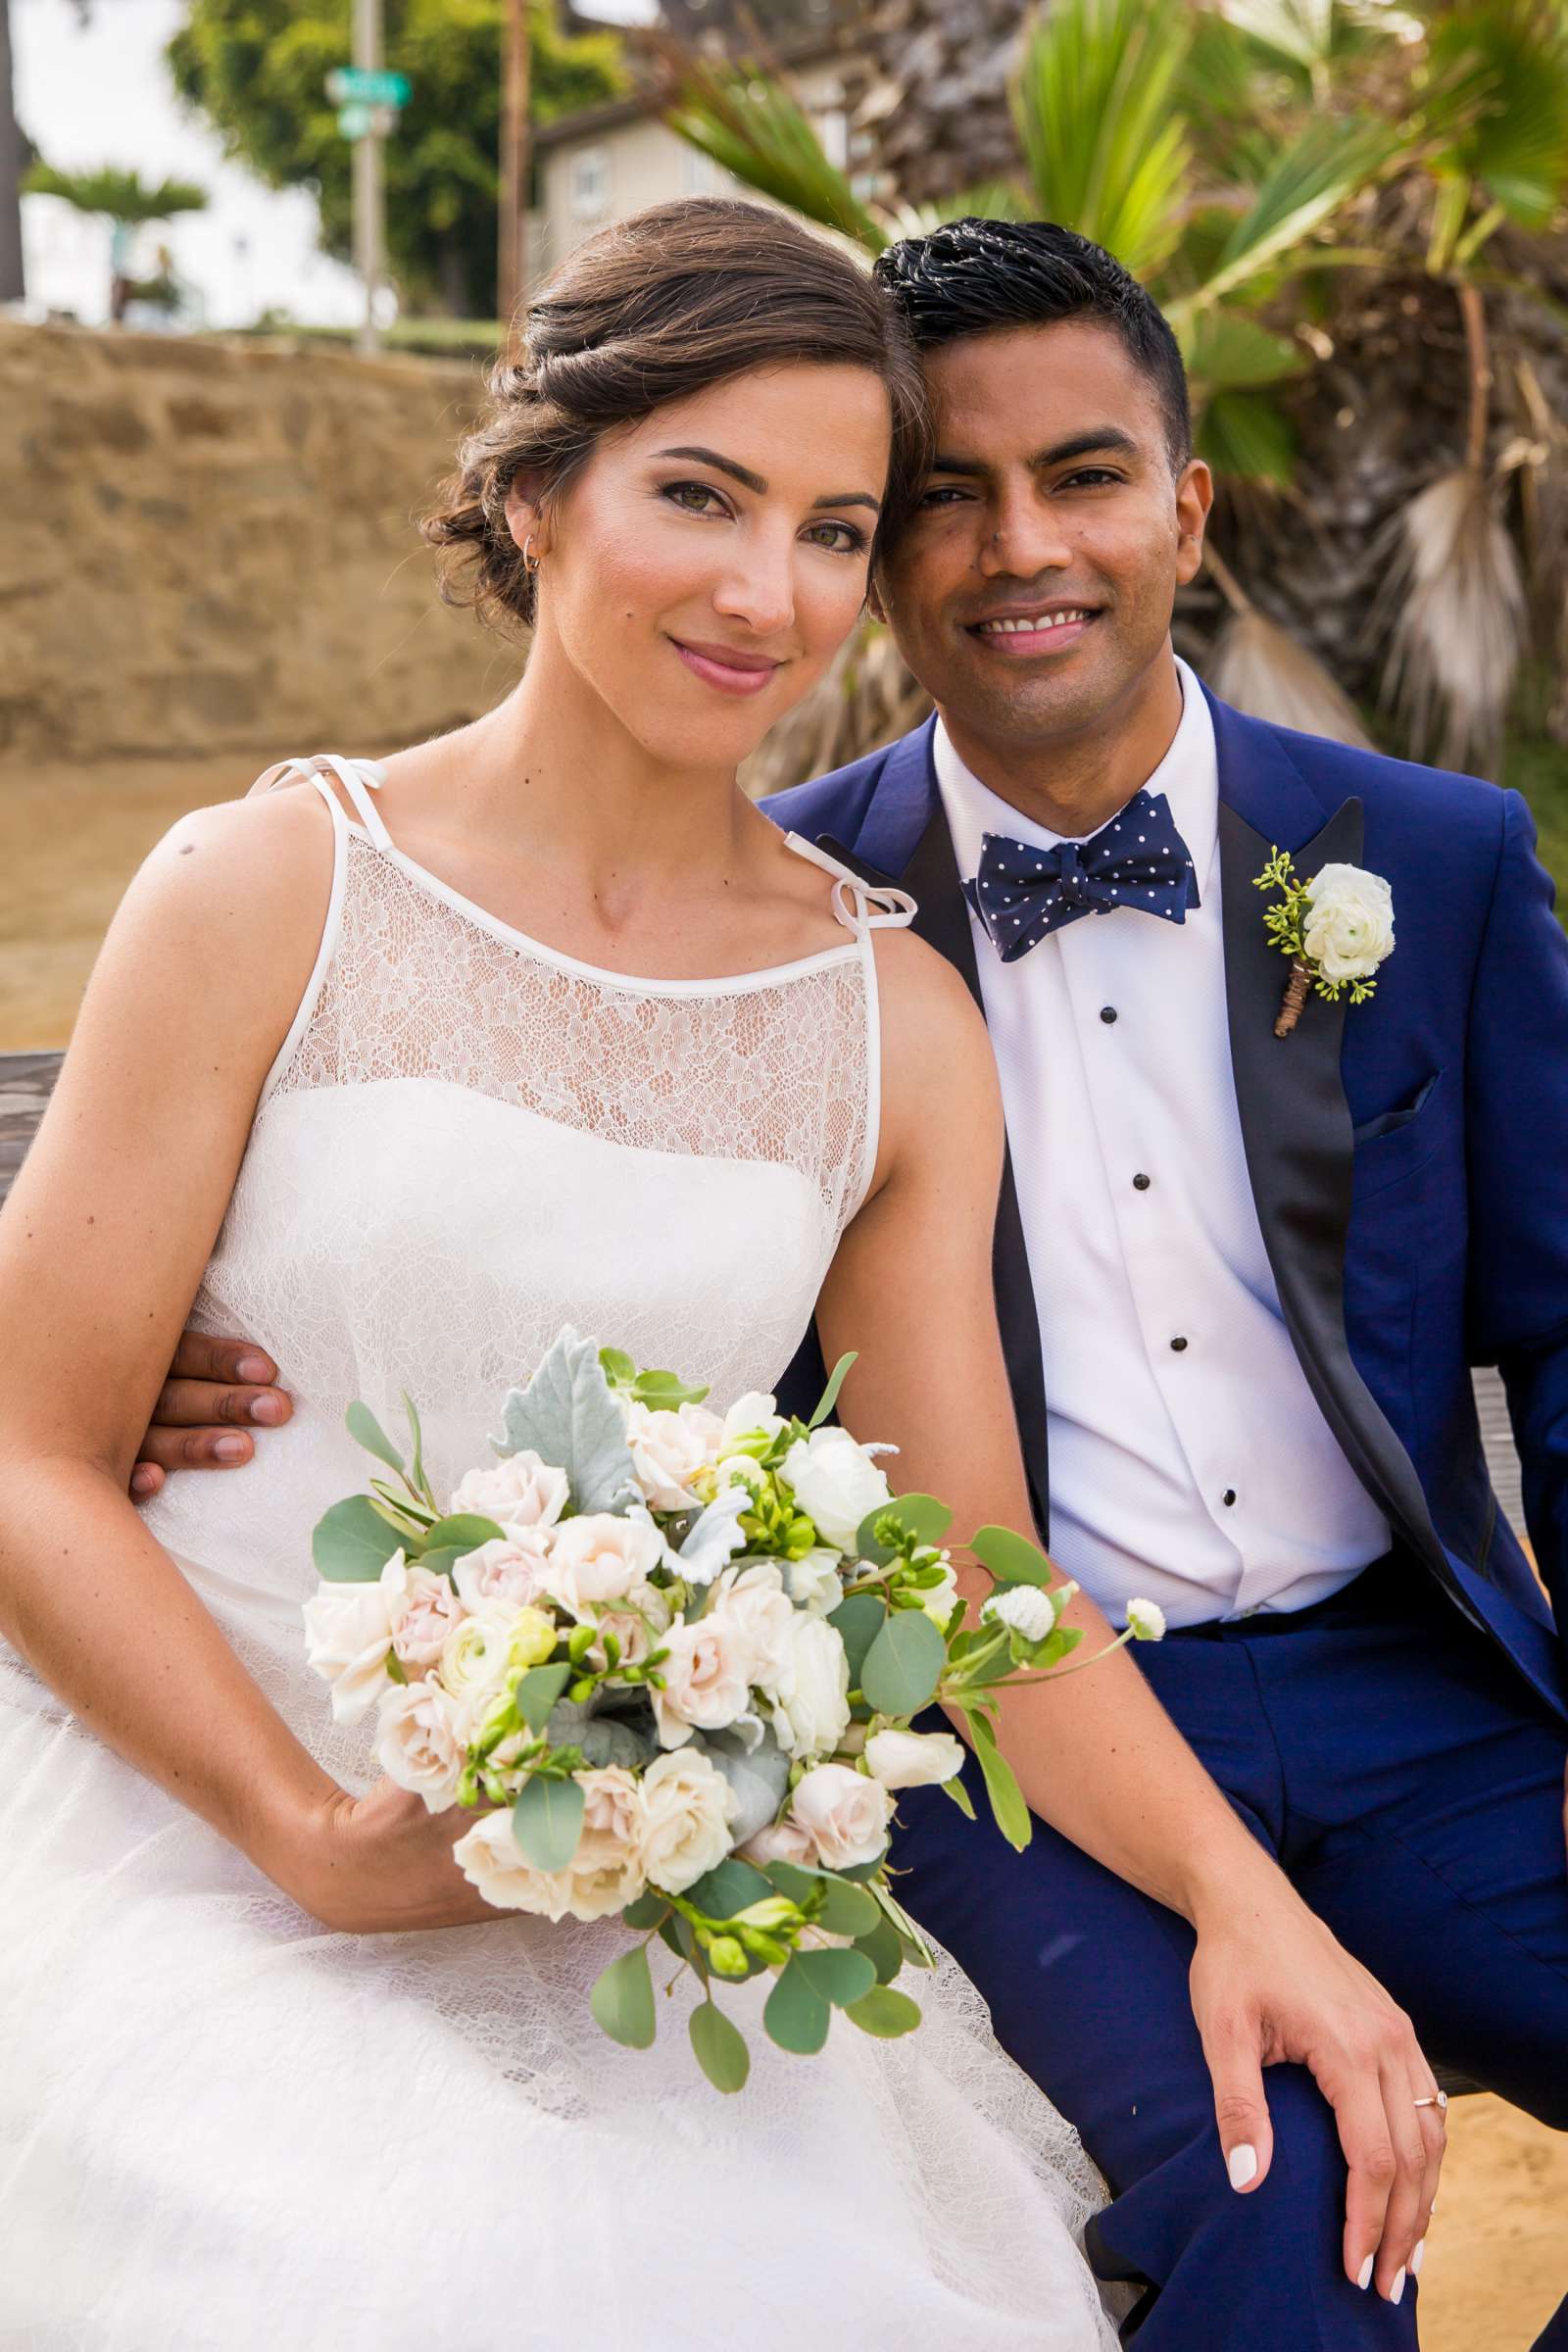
[
  {"left": 803, "top": 518, "right": 869, "bottom": 556},
  {"left": 661, "top": 480, "right": 731, "bottom": 518}
]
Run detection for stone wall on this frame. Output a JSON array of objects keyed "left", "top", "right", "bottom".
[{"left": 0, "top": 322, "right": 520, "bottom": 761}]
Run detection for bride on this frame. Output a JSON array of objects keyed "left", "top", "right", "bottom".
[{"left": 1, "top": 198, "right": 1202, "bottom": 2347}]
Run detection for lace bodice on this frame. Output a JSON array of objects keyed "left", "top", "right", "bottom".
[{"left": 103, "top": 755, "right": 915, "bottom": 1783}]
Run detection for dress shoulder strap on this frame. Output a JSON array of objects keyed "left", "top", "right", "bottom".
[
  {"left": 246, "top": 754, "right": 393, "bottom": 849},
  {"left": 781, "top": 831, "right": 917, "bottom": 939}
]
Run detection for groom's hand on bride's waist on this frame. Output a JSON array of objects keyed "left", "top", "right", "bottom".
[{"left": 129, "top": 1328, "right": 293, "bottom": 1498}]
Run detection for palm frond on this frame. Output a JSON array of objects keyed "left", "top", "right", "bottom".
[
  {"left": 1376, "top": 466, "right": 1527, "bottom": 773},
  {"left": 1009, "top": 0, "right": 1195, "bottom": 279},
  {"left": 1172, "top": 115, "right": 1396, "bottom": 316},
  {"left": 1206, "top": 612, "right": 1375, "bottom": 743},
  {"left": 1196, "top": 386, "right": 1299, "bottom": 482},
  {"left": 875, "top": 182, "right": 1034, "bottom": 242},
  {"left": 1421, "top": 1, "right": 1568, "bottom": 234},
  {"left": 1220, "top": 0, "right": 1339, "bottom": 75},
  {"left": 24, "top": 163, "right": 209, "bottom": 223},
  {"left": 660, "top": 54, "right": 886, "bottom": 253}
]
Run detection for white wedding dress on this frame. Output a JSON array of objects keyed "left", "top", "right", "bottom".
[{"left": 0, "top": 758, "right": 1118, "bottom": 2352}]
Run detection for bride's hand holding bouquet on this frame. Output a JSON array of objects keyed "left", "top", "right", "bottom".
[{"left": 301, "top": 1329, "right": 1164, "bottom": 2087}]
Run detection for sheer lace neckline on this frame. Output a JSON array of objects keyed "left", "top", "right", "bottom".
[{"left": 349, "top": 822, "right": 864, "bottom": 998}]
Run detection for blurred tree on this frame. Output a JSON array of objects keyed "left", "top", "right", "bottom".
[
  {"left": 1, "top": 0, "right": 24, "bottom": 301},
  {"left": 168, "top": 0, "right": 626, "bottom": 318},
  {"left": 24, "top": 161, "right": 208, "bottom": 319}
]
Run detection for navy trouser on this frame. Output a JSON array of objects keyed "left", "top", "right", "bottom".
[{"left": 897, "top": 1553, "right": 1568, "bottom": 2349}]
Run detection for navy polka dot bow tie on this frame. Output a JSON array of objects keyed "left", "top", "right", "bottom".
[{"left": 963, "top": 789, "right": 1200, "bottom": 963}]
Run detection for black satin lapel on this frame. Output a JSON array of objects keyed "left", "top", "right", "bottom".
[
  {"left": 859, "top": 809, "right": 1051, "bottom": 1538},
  {"left": 1220, "top": 799, "right": 1457, "bottom": 1591},
  {"left": 815, "top": 836, "right": 900, "bottom": 895}
]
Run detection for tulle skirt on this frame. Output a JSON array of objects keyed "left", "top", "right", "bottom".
[{"left": 0, "top": 1645, "right": 1119, "bottom": 2352}]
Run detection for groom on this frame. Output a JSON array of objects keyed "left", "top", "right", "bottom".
[
  {"left": 137, "top": 219, "right": 1567, "bottom": 2348},
  {"left": 762, "top": 220, "right": 1568, "bottom": 2350}
]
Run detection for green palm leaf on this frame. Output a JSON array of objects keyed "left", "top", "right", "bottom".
[
  {"left": 662, "top": 57, "right": 885, "bottom": 253},
  {"left": 1170, "top": 114, "right": 1395, "bottom": 317},
  {"left": 24, "top": 164, "right": 209, "bottom": 225},
  {"left": 1422, "top": 1, "right": 1568, "bottom": 234},
  {"left": 1009, "top": 0, "right": 1195, "bottom": 279}
]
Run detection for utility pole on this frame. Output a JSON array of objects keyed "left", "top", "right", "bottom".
[
  {"left": 497, "top": 0, "right": 530, "bottom": 340},
  {"left": 353, "top": 0, "right": 384, "bottom": 353},
  {"left": 0, "top": 0, "right": 25, "bottom": 306}
]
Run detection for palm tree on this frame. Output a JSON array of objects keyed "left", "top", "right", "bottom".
[
  {"left": 662, "top": 0, "right": 1568, "bottom": 783},
  {"left": 23, "top": 162, "right": 207, "bottom": 321}
]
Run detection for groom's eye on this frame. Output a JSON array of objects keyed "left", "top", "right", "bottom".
[
  {"left": 918, "top": 484, "right": 973, "bottom": 509},
  {"left": 1058, "top": 468, "right": 1123, "bottom": 490}
]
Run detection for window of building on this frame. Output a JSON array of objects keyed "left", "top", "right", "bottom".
[{"left": 570, "top": 147, "right": 610, "bottom": 220}]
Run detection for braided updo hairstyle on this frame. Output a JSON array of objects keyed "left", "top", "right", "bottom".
[{"left": 422, "top": 197, "right": 933, "bottom": 635}]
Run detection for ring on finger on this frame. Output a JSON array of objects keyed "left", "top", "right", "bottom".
[{"left": 1412, "top": 2091, "right": 1447, "bottom": 2113}]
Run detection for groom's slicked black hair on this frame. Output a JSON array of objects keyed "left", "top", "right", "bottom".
[{"left": 873, "top": 218, "right": 1193, "bottom": 473}]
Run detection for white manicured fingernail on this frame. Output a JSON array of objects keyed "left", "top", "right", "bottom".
[
  {"left": 1227, "top": 2143, "right": 1257, "bottom": 2189},
  {"left": 1357, "top": 2255, "right": 1374, "bottom": 2291},
  {"left": 1389, "top": 2267, "right": 1406, "bottom": 2305},
  {"left": 1411, "top": 2237, "right": 1425, "bottom": 2277}
]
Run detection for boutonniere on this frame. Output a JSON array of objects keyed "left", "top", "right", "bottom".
[{"left": 1253, "top": 852, "right": 1395, "bottom": 1038}]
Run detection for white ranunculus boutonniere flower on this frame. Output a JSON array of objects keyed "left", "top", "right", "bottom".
[{"left": 1253, "top": 851, "right": 1395, "bottom": 1038}]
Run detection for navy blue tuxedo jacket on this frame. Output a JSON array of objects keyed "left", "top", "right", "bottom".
[{"left": 763, "top": 685, "right": 1568, "bottom": 1723}]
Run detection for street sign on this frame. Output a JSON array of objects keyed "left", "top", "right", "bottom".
[
  {"left": 337, "top": 101, "right": 401, "bottom": 139},
  {"left": 326, "top": 66, "right": 410, "bottom": 107}
]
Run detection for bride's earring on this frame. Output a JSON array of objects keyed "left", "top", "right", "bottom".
[{"left": 521, "top": 533, "right": 541, "bottom": 573}]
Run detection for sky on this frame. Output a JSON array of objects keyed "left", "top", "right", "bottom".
[{"left": 12, "top": 0, "right": 651, "bottom": 328}]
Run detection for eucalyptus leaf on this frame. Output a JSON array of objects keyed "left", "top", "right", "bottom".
[
  {"left": 855, "top": 1916, "right": 906, "bottom": 1985},
  {"left": 689, "top": 1998, "right": 751, "bottom": 2093},
  {"left": 970, "top": 1525, "right": 1054, "bottom": 1588},
  {"left": 683, "top": 1855, "right": 773, "bottom": 1921},
  {"left": 763, "top": 1957, "right": 832, "bottom": 2055},
  {"left": 590, "top": 1943, "right": 657, "bottom": 2050},
  {"left": 415, "top": 1546, "right": 466, "bottom": 1581},
  {"left": 491, "top": 1327, "right": 639, "bottom": 1513},
  {"left": 514, "top": 1663, "right": 572, "bottom": 1734},
  {"left": 844, "top": 1984, "right": 922, "bottom": 2039},
  {"left": 634, "top": 1369, "right": 711, "bottom": 1407},
  {"left": 808, "top": 1350, "right": 857, "bottom": 1429},
  {"left": 312, "top": 1495, "right": 404, "bottom": 1583},
  {"left": 860, "top": 1609, "right": 946, "bottom": 1716},
  {"left": 420, "top": 1513, "right": 506, "bottom": 1553},
  {"left": 827, "top": 1592, "right": 886, "bottom": 1686},
  {"left": 346, "top": 1399, "right": 404, "bottom": 1477},
  {"left": 793, "top": 1946, "right": 877, "bottom": 2008},
  {"left": 577, "top": 1716, "right": 657, "bottom": 1771},
  {"left": 621, "top": 1890, "right": 668, "bottom": 1931},
  {"left": 698, "top": 1730, "right": 791, "bottom": 1848},
  {"left": 658, "top": 1916, "right": 688, "bottom": 1960},
  {"left": 512, "top": 1772, "right": 585, "bottom": 1873},
  {"left": 814, "top": 1876, "right": 881, "bottom": 1939}
]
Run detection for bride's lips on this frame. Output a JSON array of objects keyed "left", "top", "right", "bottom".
[{"left": 670, "top": 638, "right": 783, "bottom": 697}]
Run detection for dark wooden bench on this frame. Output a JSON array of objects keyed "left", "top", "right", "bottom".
[{"left": 0, "top": 1050, "right": 1515, "bottom": 2096}]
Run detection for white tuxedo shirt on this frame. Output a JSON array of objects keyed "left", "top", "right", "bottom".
[{"left": 933, "top": 660, "right": 1390, "bottom": 1627}]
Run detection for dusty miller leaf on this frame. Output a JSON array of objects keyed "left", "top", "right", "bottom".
[{"left": 490, "top": 1326, "right": 639, "bottom": 1513}]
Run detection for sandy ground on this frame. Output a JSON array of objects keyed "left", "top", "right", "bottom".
[{"left": 2, "top": 753, "right": 1565, "bottom": 2343}]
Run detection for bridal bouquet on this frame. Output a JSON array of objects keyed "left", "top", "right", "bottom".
[{"left": 303, "top": 1329, "right": 1157, "bottom": 2091}]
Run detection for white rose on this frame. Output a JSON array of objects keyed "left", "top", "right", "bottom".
[
  {"left": 436, "top": 1602, "right": 534, "bottom": 1705},
  {"left": 639, "top": 1748, "right": 736, "bottom": 1895},
  {"left": 375, "top": 1678, "right": 466, "bottom": 1811},
  {"left": 652, "top": 1610, "right": 756, "bottom": 1747},
  {"left": 781, "top": 1426, "right": 892, "bottom": 1551},
  {"left": 624, "top": 1401, "right": 726, "bottom": 1509},
  {"left": 740, "top": 1817, "right": 819, "bottom": 1868},
  {"left": 785, "top": 1547, "right": 845, "bottom": 1615},
  {"left": 565, "top": 1765, "right": 648, "bottom": 1919},
  {"left": 387, "top": 1563, "right": 466, "bottom": 1673},
  {"left": 769, "top": 1611, "right": 852, "bottom": 1762},
  {"left": 983, "top": 1585, "right": 1054, "bottom": 1642},
  {"left": 715, "top": 1560, "right": 796, "bottom": 1701},
  {"left": 544, "top": 1512, "right": 664, "bottom": 1613},
  {"left": 1301, "top": 863, "right": 1395, "bottom": 986},
  {"left": 864, "top": 1727, "right": 966, "bottom": 1790},
  {"left": 720, "top": 1391, "right": 786, "bottom": 1446},
  {"left": 301, "top": 1550, "right": 411, "bottom": 1724},
  {"left": 449, "top": 1449, "right": 570, "bottom": 1532},
  {"left": 453, "top": 1530, "right": 554, "bottom": 1612},
  {"left": 453, "top": 1807, "right": 576, "bottom": 1920},
  {"left": 790, "top": 1762, "right": 893, "bottom": 1870}
]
